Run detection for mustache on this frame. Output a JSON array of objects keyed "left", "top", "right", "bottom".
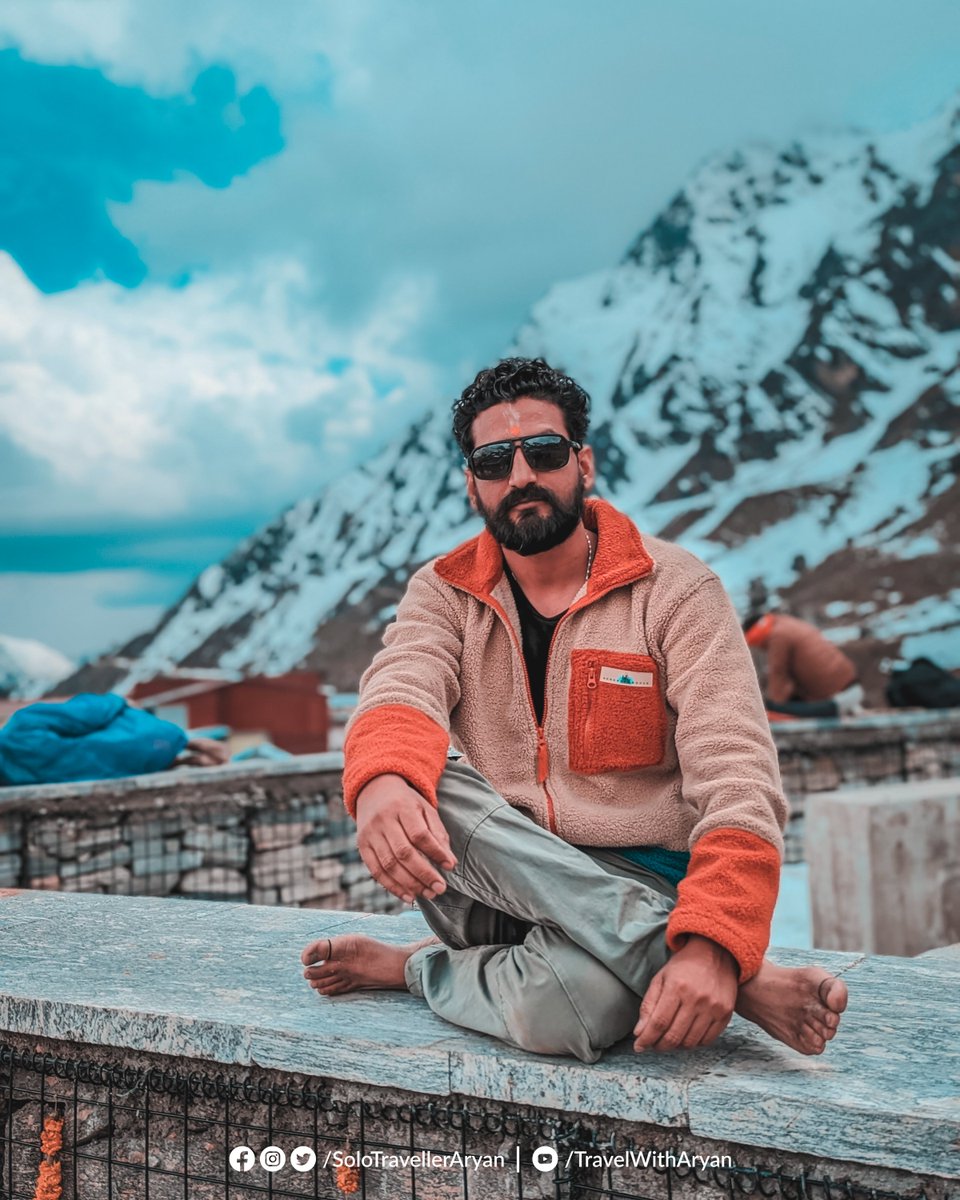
[{"left": 494, "top": 484, "right": 559, "bottom": 521}]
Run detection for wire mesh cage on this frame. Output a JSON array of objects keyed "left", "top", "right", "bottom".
[
  {"left": 0, "top": 1042, "right": 936, "bottom": 1200},
  {"left": 0, "top": 765, "right": 402, "bottom": 915}
]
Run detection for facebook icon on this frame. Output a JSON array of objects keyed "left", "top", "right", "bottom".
[{"left": 229, "top": 1146, "right": 255, "bottom": 1172}]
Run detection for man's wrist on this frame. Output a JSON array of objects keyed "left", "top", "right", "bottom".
[
  {"left": 355, "top": 773, "right": 415, "bottom": 809},
  {"left": 674, "top": 934, "right": 739, "bottom": 975}
]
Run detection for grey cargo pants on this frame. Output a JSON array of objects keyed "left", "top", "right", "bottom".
[{"left": 404, "top": 759, "right": 677, "bottom": 1062}]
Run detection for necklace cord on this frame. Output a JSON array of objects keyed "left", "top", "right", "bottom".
[{"left": 584, "top": 527, "right": 595, "bottom": 584}]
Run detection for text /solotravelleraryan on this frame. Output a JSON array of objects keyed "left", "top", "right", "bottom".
[{"left": 322, "top": 1148, "right": 733, "bottom": 1173}]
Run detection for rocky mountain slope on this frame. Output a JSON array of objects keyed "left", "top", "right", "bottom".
[{"left": 66, "top": 98, "right": 960, "bottom": 701}]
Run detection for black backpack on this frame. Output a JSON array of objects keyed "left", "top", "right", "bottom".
[{"left": 886, "top": 657, "right": 960, "bottom": 709}]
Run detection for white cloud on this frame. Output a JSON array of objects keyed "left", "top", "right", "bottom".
[{"left": 0, "top": 253, "right": 439, "bottom": 525}]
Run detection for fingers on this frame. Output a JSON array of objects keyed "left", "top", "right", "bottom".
[
  {"left": 396, "top": 811, "right": 456, "bottom": 881},
  {"left": 699, "top": 1014, "right": 732, "bottom": 1047},
  {"left": 407, "top": 804, "right": 458, "bottom": 871},
  {"left": 360, "top": 842, "right": 421, "bottom": 904},
  {"left": 648, "top": 1005, "right": 697, "bottom": 1053},
  {"left": 679, "top": 1013, "right": 716, "bottom": 1050},
  {"left": 361, "top": 821, "right": 454, "bottom": 903},
  {"left": 634, "top": 967, "right": 735, "bottom": 1053},
  {"left": 634, "top": 972, "right": 681, "bottom": 1051},
  {"left": 355, "top": 785, "right": 457, "bottom": 902}
]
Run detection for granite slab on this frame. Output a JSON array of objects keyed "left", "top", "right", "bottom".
[{"left": 0, "top": 890, "right": 957, "bottom": 1180}]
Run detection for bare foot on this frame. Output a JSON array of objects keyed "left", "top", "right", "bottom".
[
  {"left": 736, "top": 960, "right": 848, "bottom": 1055},
  {"left": 300, "top": 934, "right": 440, "bottom": 996}
]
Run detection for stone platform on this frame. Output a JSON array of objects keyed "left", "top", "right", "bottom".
[{"left": 0, "top": 890, "right": 957, "bottom": 1184}]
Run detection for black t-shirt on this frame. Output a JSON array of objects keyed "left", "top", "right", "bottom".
[{"left": 504, "top": 566, "right": 565, "bottom": 725}]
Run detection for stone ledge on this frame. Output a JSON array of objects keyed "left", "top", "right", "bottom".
[
  {"left": 0, "top": 891, "right": 957, "bottom": 1181},
  {"left": 809, "top": 775, "right": 960, "bottom": 807},
  {"left": 769, "top": 709, "right": 960, "bottom": 737},
  {"left": 0, "top": 752, "right": 344, "bottom": 809}
]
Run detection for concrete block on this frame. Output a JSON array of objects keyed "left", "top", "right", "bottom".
[
  {"left": 27, "top": 820, "right": 80, "bottom": 857},
  {"left": 179, "top": 867, "right": 247, "bottom": 896},
  {"left": 24, "top": 848, "right": 60, "bottom": 877},
  {"left": 341, "top": 861, "right": 373, "bottom": 887},
  {"left": 280, "top": 876, "right": 342, "bottom": 905},
  {"left": 61, "top": 845, "right": 132, "bottom": 879},
  {"left": 0, "top": 825, "right": 22, "bottom": 854},
  {"left": 72, "top": 826, "right": 127, "bottom": 855},
  {"left": 310, "top": 858, "right": 345, "bottom": 886},
  {"left": 181, "top": 826, "right": 247, "bottom": 866},
  {"left": 28, "top": 875, "right": 61, "bottom": 891},
  {"left": 249, "top": 820, "right": 314, "bottom": 850},
  {"left": 308, "top": 832, "right": 357, "bottom": 858},
  {"left": 0, "top": 852, "right": 21, "bottom": 886},
  {"left": 807, "top": 777, "right": 960, "bottom": 955},
  {"left": 253, "top": 800, "right": 327, "bottom": 824},
  {"left": 130, "top": 871, "right": 183, "bottom": 896},
  {"left": 301, "top": 891, "right": 351, "bottom": 910},
  {"left": 249, "top": 887, "right": 279, "bottom": 906},
  {"left": 131, "top": 850, "right": 202, "bottom": 877},
  {"left": 126, "top": 816, "right": 186, "bottom": 838},
  {"left": 60, "top": 866, "right": 133, "bottom": 892},
  {"left": 250, "top": 843, "right": 316, "bottom": 887}
]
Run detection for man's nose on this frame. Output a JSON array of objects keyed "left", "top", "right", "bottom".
[{"left": 508, "top": 445, "right": 537, "bottom": 487}]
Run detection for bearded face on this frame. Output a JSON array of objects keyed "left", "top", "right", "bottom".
[{"left": 474, "top": 474, "right": 586, "bottom": 556}]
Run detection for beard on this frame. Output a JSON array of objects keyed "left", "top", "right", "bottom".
[{"left": 475, "top": 475, "right": 585, "bottom": 556}]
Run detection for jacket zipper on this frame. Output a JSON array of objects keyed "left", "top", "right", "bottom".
[
  {"left": 461, "top": 582, "right": 598, "bottom": 837},
  {"left": 480, "top": 597, "right": 568, "bottom": 834},
  {"left": 583, "top": 658, "right": 599, "bottom": 757}
]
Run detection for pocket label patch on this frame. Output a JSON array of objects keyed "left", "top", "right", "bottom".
[{"left": 599, "top": 666, "right": 653, "bottom": 687}]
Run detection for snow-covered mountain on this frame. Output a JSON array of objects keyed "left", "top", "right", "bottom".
[
  {"left": 0, "top": 634, "right": 74, "bottom": 698},
  {"left": 67, "top": 98, "right": 960, "bottom": 700}
]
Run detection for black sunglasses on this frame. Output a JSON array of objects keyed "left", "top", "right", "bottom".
[{"left": 467, "top": 434, "right": 582, "bottom": 481}]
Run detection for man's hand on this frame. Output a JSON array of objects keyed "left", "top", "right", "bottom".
[
  {"left": 179, "top": 737, "right": 231, "bottom": 768},
  {"left": 355, "top": 774, "right": 457, "bottom": 904},
  {"left": 633, "top": 935, "right": 738, "bottom": 1053}
]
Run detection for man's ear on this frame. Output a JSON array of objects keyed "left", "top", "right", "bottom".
[
  {"left": 578, "top": 444, "right": 597, "bottom": 492},
  {"left": 465, "top": 467, "right": 479, "bottom": 512}
]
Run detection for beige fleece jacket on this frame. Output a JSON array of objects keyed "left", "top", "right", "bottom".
[{"left": 344, "top": 497, "right": 788, "bottom": 980}]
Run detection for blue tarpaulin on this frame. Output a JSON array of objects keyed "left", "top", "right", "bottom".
[{"left": 0, "top": 693, "right": 188, "bottom": 786}]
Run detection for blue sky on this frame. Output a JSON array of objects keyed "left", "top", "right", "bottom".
[{"left": 1, "top": 0, "right": 959, "bottom": 662}]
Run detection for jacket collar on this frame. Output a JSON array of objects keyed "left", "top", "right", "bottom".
[{"left": 434, "top": 497, "right": 655, "bottom": 602}]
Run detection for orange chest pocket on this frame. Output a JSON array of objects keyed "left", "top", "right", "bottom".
[{"left": 567, "top": 649, "right": 667, "bottom": 774}]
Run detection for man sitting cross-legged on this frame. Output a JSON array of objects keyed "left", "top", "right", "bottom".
[{"left": 301, "top": 357, "right": 847, "bottom": 1062}]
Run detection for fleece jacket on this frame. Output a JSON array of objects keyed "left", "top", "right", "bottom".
[{"left": 344, "top": 498, "right": 788, "bottom": 981}]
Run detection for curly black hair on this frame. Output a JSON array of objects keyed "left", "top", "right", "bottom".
[{"left": 451, "top": 357, "right": 591, "bottom": 454}]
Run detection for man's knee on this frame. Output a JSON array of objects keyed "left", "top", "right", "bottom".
[{"left": 500, "top": 948, "right": 637, "bottom": 1063}]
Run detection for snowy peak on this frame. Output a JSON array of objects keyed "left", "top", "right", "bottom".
[
  {"left": 65, "top": 96, "right": 960, "bottom": 698},
  {"left": 0, "top": 634, "right": 74, "bottom": 698}
]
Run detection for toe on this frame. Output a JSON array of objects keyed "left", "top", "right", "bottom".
[
  {"left": 317, "top": 980, "right": 349, "bottom": 996},
  {"left": 801, "top": 1021, "right": 827, "bottom": 1054},
  {"left": 306, "top": 965, "right": 341, "bottom": 983},
  {"left": 818, "top": 975, "right": 848, "bottom": 1013},
  {"left": 300, "top": 937, "right": 332, "bottom": 966}
]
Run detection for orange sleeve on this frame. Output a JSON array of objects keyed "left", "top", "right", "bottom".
[
  {"left": 665, "top": 828, "right": 780, "bottom": 982},
  {"left": 342, "top": 704, "right": 451, "bottom": 818}
]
